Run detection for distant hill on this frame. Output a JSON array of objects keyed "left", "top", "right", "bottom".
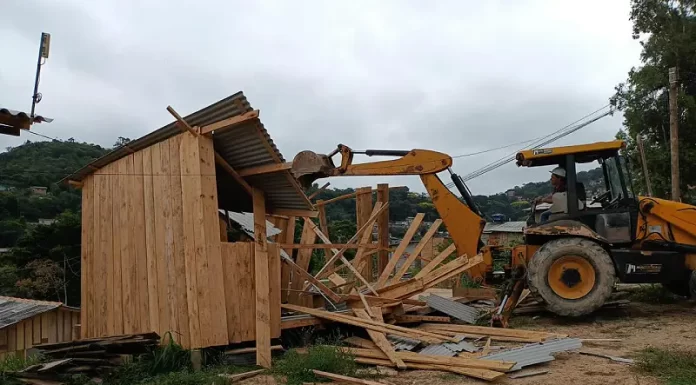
[{"left": 0, "top": 140, "right": 108, "bottom": 189}]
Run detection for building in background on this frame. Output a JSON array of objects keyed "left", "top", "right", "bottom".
[{"left": 481, "top": 221, "right": 526, "bottom": 246}]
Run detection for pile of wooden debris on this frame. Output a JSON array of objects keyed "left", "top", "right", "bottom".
[{"left": 9, "top": 333, "right": 159, "bottom": 384}]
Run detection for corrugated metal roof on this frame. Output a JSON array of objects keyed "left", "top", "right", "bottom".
[
  {"left": 387, "top": 335, "right": 420, "bottom": 351},
  {"left": 63, "top": 92, "right": 312, "bottom": 211},
  {"left": 443, "top": 339, "right": 477, "bottom": 353},
  {"left": 0, "top": 296, "right": 64, "bottom": 329},
  {"left": 422, "top": 294, "right": 479, "bottom": 324},
  {"left": 482, "top": 338, "right": 582, "bottom": 371},
  {"left": 0, "top": 107, "right": 53, "bottom": 124},
  {"left": 220, "top": 210, "right": 281, "bottom": 238},
  {"left": 483, "top": 221, "right": 527, "bottom": 234}
]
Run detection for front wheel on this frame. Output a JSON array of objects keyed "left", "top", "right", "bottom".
[{"left": 527, "top": 238, "right": 616, "bottom": 317}]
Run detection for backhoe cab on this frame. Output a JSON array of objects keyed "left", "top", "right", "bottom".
[{"left": 514, "top": 140, "right": 696, "bottom": 316}]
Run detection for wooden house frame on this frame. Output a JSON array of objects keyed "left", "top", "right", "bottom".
[{"left": 65, "top": 92, "right": 315, "bottom": 367}]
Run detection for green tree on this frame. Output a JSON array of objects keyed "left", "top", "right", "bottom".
[{"left": 612, "top": 0, "right": 696, "bottom": 201}]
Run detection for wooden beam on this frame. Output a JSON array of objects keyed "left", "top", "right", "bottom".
[
  {"left": 312, "top": 370, "right": 386, "bottom": 385},
  {"left": 253, "top": 188, "right": 271, "bottom": 368},
  {"left": 308, "top": 182, "right": 331, "bottom": 200},
  {"left": 343, "top": 294, "right": 425, "bottom": 306},
  {"left": 289, "top": 220, "right": 318, "bottom": 304},
  {"left": 267, "top": 208, "right": 318, "bottom": 218},
  {"left": 200, "top": 110, "right": 260, "bottom": 135},
  {"left": 314, "top": 191, "right": 357, "bottom": 206},
  {"left": 344, "top": 336, "right": 378, "bottom": 349},
  {"left": 358, "top": 294, "right": 375, "bottom": 318},
  {"left": 354, "top": 309, "right": 406, "bottom": 369},
  {"left": 226, "top": 345, "right": 284, "bottom": 355},
  {"left": 237, "top": 162, "right": 292, "bottom": 177},
  {"left": 281, "top": 304, "right": 453, "bottom": 344},
  {"left": 277, "top": 243, "right": 379, "bottom": 250},
  {"left": 389, "top": 219, "right": 442, "bottom": 284},
  {"left": 338, "top": 347, "right": 514, "bottom": 372},
  {"left": 218, "top": 369, "right": 266, "bottom": 383},
  {"left": 313, "top": 202, "right": 387, "bottom": 279},
  {"left": 68, "top": 180, "right": 83, "bottom": 189},
  {"left": 352, "top": 357, "right": 505, "bottom": 382},
  {"left": 166, "top": 106, "right": 198, "bottom": 136},
  {"left": 375, "top": 213, "right": 425, "bottom": 288},
  {"left": 415, "top": 243, "right": 457, "bottom": 279},
  {"left": 214, "top": 152, "right": 253, "bottom": 195},
  {"left": 281, "top": 258, "right": 342, "bottom": 303},
  {"left": 394, "top": 315, "right": 451, "bottom": 323},
  {"left": 281, "top": 316, "right": 325, "bottom": 330},
  {"left": 376, "top": 184, "right": 389, "bottom": 276},
  {"left": 316, "top": 200, "right": 331, "bottom": 272}
]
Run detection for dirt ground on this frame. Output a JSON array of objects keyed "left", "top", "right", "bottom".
[{"left": 244, "top": 300, "right": 696, "bottom": 385}]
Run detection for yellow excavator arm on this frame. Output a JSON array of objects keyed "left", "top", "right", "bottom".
[{"left": 291, "top": 144, "right": 489, "bottom": 280}]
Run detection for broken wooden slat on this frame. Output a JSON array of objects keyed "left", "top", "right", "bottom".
[
  {"left": 354, "top": 309, "right": 406, "bottom": 369},
  {"left": 393, "top": 315, "right": 451, "bottom": 324},
  {"left": 307, "top": 182, "right": 331, "bottom": 200},
  {"left": 338, "top": 347, "right": 515, "bottom": 372},
  {"left": 414, "top": 243, "right": 456, "bottom": 279},
  {"left": 218, "top": 369, "right": 266, "bottom": 383},
  {"left": 375, "top": 213, "right": 425, "bottom": 288},
  {"left": 281, "top": 257, "right": 342, "bottom": 303},
  {"left": 344, "top": 336, "right": 378, "bottom": 350},
  {"left": 353, "top": 357, "right": 505, "bottom": 382},
  {"left": 281, "top": 304, "right": 453, "bottom": 344},
  {"left": 389, "top": 219, "right": 443, "bottom": 284},
  {"left": 312, "top": 370, "right": 386, "bottom": 385}
]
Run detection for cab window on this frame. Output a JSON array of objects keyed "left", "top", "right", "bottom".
[{"left": 603, "top": 157, "right": 624, "bottom": 201}]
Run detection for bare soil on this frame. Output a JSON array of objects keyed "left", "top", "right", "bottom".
[{"left": 246, "top": 301, "right": 696, "bottom": 385}]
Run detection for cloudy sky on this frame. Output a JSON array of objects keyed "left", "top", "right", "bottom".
[{"left": 1, "top": 0, "right": 641, "bottom": 195}]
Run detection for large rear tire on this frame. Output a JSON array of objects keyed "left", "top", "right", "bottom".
[{"left": 527, "top": 238, "right": 616, "bottom": 316}]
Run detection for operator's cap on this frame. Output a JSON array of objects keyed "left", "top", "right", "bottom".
[{"left": 550, "top": 167, "right": 566, "bottom": 178}]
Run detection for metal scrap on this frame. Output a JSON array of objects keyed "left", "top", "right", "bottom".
[
  {"left": 387, "top": 335, "right": 420, "bottom": 351},
  {"left": 422, "top": 294, "right": 479, "bottom": 324},
  {"left": 418, "top": 344, "right": 457, "bottom": 357},
  {"left": 580, "top": 351, "right": 634, "bottom": 364},
  {"left": 482, "top": 338, "right": 582, "bottom": 371},
  {"left": 509, "top": 370, "right": 550, "bottom": 379}
]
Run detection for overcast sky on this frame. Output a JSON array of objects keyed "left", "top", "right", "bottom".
[{"left": 1, "top": 0, "right": 641, "bottom": 195}]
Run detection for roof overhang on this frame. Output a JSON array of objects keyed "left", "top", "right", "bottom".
[{"left": 516, "top": 140, "right": 625, "bottom": 167}]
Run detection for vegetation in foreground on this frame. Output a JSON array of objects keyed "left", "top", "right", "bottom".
[
  {"left": 273, "top": 345, "right": 358, "bottom": 385},
  {"left": 626, "top": 284, "right": 682, "bottom": 305},
  {"left": 635, "top": 347, "right": 696, "bottom": 385}
]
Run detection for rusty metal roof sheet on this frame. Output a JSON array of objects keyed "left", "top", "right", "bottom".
[
  {"left": 0, "top": 296, "right": 67, "bottom": 329},
  {"left": 482, "top": 338, "right": 582, "bottom": 371},
  {"left": 422, "top": 294, "right": 479, "bottom": 324},
  {"left": 0, "top": 107, "right": 53, "bottom": 124},
  {"left": 63, "top": 92, "right": 312, "bottom": 211}
]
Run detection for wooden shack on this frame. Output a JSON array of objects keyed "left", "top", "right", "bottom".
[
  {"left": 65, "top": 92, "right": 315, "bottom": 366},
  {"left": 0, "top": 296, "right": 80, "bottom": 359}
]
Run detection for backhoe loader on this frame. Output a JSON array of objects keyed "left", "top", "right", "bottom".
[{"left": 291, "top": 140, "right": 696, "bottom": 316}]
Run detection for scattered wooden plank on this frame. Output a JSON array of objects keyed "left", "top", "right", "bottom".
[
  {"left": 359, "top": 294, "right": 376, "bottom": 318},
  {"left": 225, "top": 345, "right": 284, "bottom": 355},
  {"left": 218, "top": 368, "right": 266, "bottom": 383},
  {"left": 419, "top": 323, "right": 566, "bottom": 340},
  {"left": 414, "top": 243, "right": 456, "bottom": 279},
  {"left": 342, "top": 294, "right": 425, "bottom": 307},
  {"left": 388, "top": 219, "right": 442, "bottom": 285},
  {"left": 314, "top": 202, "right": 387, "bottom": 279},
  {"left": 393, "top": 315, "right": 451, "bottom": 324},
  {"left": 281, "top": 257, "right": 342, "bottom": 303},
  {"left": 281, "top": 304, "right": 451, "bottom": 344},
  {"left": 375, "top": 213, "right": 425, "bottom": 288},
  {"left": 353, "top": 357, "right": 505, "bottom": 381},
  {"left": 277, "top": 243, "right": 379, "bottom": 249},
  {"left": 354, "top": 309, "right": 407, "bottom": 369},
  {"left": 343, "top": 336, "right": 378, "bottom": 350},
  {"left": 312, "top": 370, "right": 386, "bottom": 385},
  {"left": 339, "top": 347, "right": 515, "bottom": 372},
  {"left": 452, "top": 287, "right": 497, "bottom": 300}
]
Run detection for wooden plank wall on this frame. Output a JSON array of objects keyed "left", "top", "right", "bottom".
[
  {"left": 221, "top": 242, "right": 281, "bottom": 343},
  {"left": 82, "top": 132, "right": 242, "bottom": 349},
  {"left": 355, "top": 187, "right": 374, "bottom": 278},
  {"left": 0, "top": 309, "right": 79, "bottom": 359}
]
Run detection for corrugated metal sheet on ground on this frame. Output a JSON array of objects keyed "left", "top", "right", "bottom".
[
  {"left": 422, "top": 294, "right": 479, "bottom": 324},
  {"left": 443, "top": 338, "right": 477, "bottom": 353},
  {"left": 0, "top": 296, "right": 63, "bottom": 329},
  {"left": 482, "top": 338, "right": 582, "bottom": 371},
  {"left": 418, "top": 344, "right": 457, "bottom": 356},
  {"left": 387, "top": 335, "right": 420, "bottom": 351}
]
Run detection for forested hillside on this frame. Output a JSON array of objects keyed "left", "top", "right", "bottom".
[{"left": 0, "top": 139, "right": 606, "bottom": 305}]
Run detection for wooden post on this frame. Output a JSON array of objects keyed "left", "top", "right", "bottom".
[
  {"left": 317, "top": 200, "right": 332, "bottom": 270},
  {"left": 191, "top": 349, "right": 202, "bottom": 371},
  {"left": 376, "top": 184, "right": 389, "bottom": 277},
  {"left": 636, "top": 135, "right": 653, "bottom": 197},
  {"left": 669, "top": 67, "right": 680, "bottom": 201},
  {"left": 280, "top": 217, "right": 295, "bottom": 303},
  {"left": 355, "top": 187, "right": 373, "bottom": 278},
  {"left": 253, "top": 187, "right": 272, "bottom": 368}
]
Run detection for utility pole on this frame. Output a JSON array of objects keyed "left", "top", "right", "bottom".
[
  {"left": 636, "top": 135, "right": 653, "bottom": 197},
  {"left": 669, "top": 67, "right": 680, "bottom": 201}
]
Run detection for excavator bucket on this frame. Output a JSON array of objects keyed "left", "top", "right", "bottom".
[{"left": 291, "top": 150, "right": 337, "bottom": 188}]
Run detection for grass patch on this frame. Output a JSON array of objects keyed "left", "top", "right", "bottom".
[
  {"left": 273, "top": 345, "right": 357, "bottom": 385},
  {"left": 0, "top": 354, "right": 44, "bottom": 385},
  {"left": 627, "top": 284, "right": 681, "bottom": 304},
  {"left": 635, "top": 347, "right": 696, "bottom": 385}
]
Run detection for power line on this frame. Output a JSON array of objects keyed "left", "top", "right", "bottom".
[{"left": 25, "top": 130, "right": 61, "bottom": 141}]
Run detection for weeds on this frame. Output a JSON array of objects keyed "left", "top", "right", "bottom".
[
  {"left": 627, "top": 284, "right": 681, "bottom": 304},
  {"left": 635, "top": 347, "right": 696, "bottom": 385},
  {"left": 0, "top": 353, "right": 43, "bottom": 384},
  {"left": 273, "top": 345, "right": 357, "bottom": 385}
]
